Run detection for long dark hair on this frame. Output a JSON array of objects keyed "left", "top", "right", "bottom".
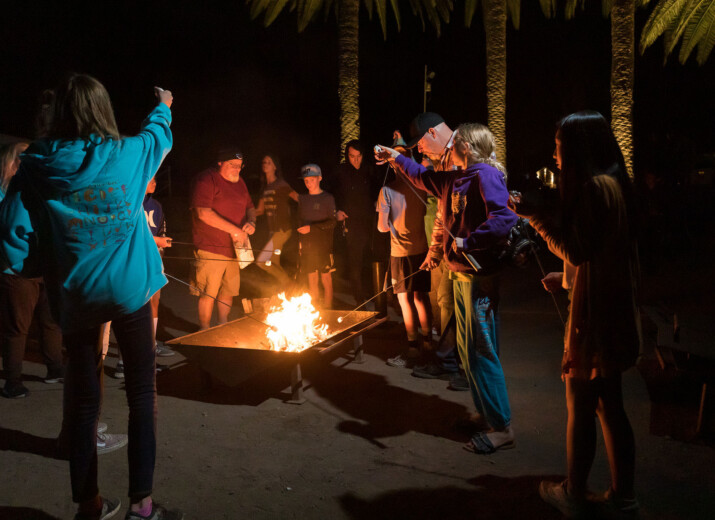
[
  {"left": 557, "top": 110, "right": 637, "bottom": 236},
  {"left": 41, "top": 73, "right": 120, "bottom": 141},
  {"left": 260, "top": 154, "right": 283, "bottom": 192}
]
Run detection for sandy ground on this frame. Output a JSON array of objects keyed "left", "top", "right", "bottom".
[{"left": 1, "top": 250, "right": 714, "bottom": 519}]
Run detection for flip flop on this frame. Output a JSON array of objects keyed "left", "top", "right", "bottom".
[{"left": 463, "top": 431, "right": 516, "bottom": 454}]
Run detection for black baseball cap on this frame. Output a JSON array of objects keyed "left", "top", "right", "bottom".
[
  {"left": 406, "top": 112, "right": 446, "bottom": 148},
  {"left": 217, "top": 148, "right": 244, "bottom": 163}
]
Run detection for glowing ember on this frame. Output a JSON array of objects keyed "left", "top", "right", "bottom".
[{"left": 265, "top": 293, "right": 329, "bottom": 352}]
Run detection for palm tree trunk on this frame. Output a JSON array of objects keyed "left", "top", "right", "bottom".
[
  {"left": 483, "top": 0, "right": 507, "bottom": 167},
  {"left": 611, "top": 0, "right": 635, "bottom": 178},
  {"left": 338, "top": 0, "right": 360, "bottom": 159}
]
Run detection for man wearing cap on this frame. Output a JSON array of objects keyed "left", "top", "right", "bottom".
[
  {"left": 191, "top": 149, "right": 256, "bottom": 330},
  {"left": 297, "top": 164, "right": 336, "bottom": 308},
  {"left": 402, "top": 113, "right": 466, "bottom": 391}
]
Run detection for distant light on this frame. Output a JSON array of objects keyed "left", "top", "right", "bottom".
[
  {"left": 337, "top": 317, "right": 344, "bottom": 323},
  {"left": 265, "top": 261, "right": 272, "bottom": 267},
  {"left": 536, "top": 167, "right": 557, "bottom": 189},
  {"left": 274, "top": 249, "right": 282, "bottom": 255}
]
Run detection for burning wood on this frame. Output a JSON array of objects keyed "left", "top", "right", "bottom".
[{"left": 265, "top": 293, "right": 329, "bottom": 352}]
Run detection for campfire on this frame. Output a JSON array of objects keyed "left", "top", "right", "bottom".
[{"left": 265, "top": 293, "right": 330, "bottom": 352}]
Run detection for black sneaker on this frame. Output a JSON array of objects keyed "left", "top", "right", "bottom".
[
  {"left": 448, "top": 372, "right": 470, "bottom": 391},
  {"left": 2, "top": 383, "right": 29, "bottom": 398},
  {"left": 412, "top": 362, "right": 457, "bottom": 380},
  {"left": 125, "top": 503, "right": 184, "bottom": 520}
]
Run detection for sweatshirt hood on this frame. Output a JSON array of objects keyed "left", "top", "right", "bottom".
[{"left": 20, "top": 135, "right": 116, "bottom": 192}]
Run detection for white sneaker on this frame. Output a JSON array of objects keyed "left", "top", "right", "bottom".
[
  {"left": 155, "top": 342, "right": 175, "bottom": 357},
  {"left": 96, "top": 432, "right": 128, "bottom": 455},
  {"left": 113, "top": 361, "right": 125, "bottom": 379}
]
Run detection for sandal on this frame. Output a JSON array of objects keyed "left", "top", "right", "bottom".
[{"left": 463, "top": 430, "right": 516, "bottom": 454}]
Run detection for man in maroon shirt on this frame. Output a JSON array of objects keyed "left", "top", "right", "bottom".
[{"left": 191, "top": 149, "right": 256, "bottom": 329}]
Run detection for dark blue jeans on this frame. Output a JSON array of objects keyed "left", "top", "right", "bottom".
[{"left": 64, "top": 302, "right": 157, "bottom": 503}]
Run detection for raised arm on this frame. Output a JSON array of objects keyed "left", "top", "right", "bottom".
[{"left": 374, "top": 145, "right": 444, "bottom": 197}]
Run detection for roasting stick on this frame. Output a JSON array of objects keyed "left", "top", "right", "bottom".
[
  {"left": 163, "top": 243, "right": 282, "bottom": 265},
  {"left": 169, "top": 240, "right": 282, "bottom": 255},
  {"left": 528, "top": 235, "right": 566, "bottom": 326},
  {"left": 336, "top": 268, "right": 427, "bottom": 324},
  {"left": 165, "top": 273, "right": 278, "bottom": 331}
]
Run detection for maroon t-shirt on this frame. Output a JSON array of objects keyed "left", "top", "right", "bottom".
[{"left": 191, "top": 167, "right": 254, "bottom": 258}]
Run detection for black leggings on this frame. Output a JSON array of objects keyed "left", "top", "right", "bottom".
[{"left": 64, "top": 302, "right": 157, "bottom": 503}]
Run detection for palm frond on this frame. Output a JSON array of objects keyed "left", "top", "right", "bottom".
[
  {"left": 640, "top": 0, "right": 689, "bottom": 50},
  {"left": 389, "top": 0, "right": 402, "bottom": 31},
  {"left": 436, "top": 0, "right": 453, "bottom": 25},
  {"left": 464, "top": 0, "right": 479, "bottom": 28},
  {"left": 406, "top": 0, "right": 427, "bottom": 31},
  {"left": 322, "top": 0, "right": 335, "bottom": 22},
  {"left": 265, "top": 0, "right": 294, "bottom": 25},
  {"left": 539, "top": 0, "right": 557, "bottom": 18},
  {"left": 248, "top": 0, "right": 274, "bottom": 21},
  {"left": 696, "top": 14, "right": 715, "bottom": 63},
  {"left": 602, "top": 0, "right": 613, "bottom": 18},
  {"left": 564, "top": 0, "right": 587, "bottom": 20},
  {"left": 422, "top": 0, "right": 443, "bottom": 37},
  {"left": 679, "top": 0, "right": 715, "bottom": 62},
  {"left": 665, "top": 0, "right": 712, "bottom": 56},
  {"left": 373, "top": 0, "right": 389, "bottom": 38},
  {"left": 297, "top": 0, "right": 323, "bottom": 31},
  {"left": 507, "top": 0, "right": 521, "bottom": 30},
  {"left": 247, "top": 0, "right": 450, "bottom": 36}
]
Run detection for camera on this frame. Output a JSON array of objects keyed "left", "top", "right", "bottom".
[{"left": 497, "top": 217, "right": 537, "bottom": 268}]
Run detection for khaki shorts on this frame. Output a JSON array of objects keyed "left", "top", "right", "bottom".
[{"left": 191, "top": 249, "right": 241, "bottom": 298}]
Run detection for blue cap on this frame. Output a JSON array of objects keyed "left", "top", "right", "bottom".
[{"left": 301, "top": 164, "right": 322, "bottom": 178}]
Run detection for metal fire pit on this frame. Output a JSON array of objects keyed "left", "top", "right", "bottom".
[{"left": 166, "top": 310, "right": 386, "bottom": 404}]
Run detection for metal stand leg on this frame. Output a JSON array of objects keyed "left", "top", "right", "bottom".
[
  {"left": 696, "top": 381, "right": 710, "bottom": 436},
  {"left": 287, "top": 362, "right": 306, "bottom": 405},
  {"left": 353, "top": 335, "right": 366, "bottom": 364}
]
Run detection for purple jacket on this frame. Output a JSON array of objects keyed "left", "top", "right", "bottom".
[{"left": 394, "top": 154, "right": 517, "bottom": 274}]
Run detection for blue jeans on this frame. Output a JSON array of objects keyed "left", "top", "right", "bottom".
[
  {"left": 452, "top": 272, "right": 511, "bottom": 429},
  {"left": 64, "top": 303, "right": 157, "bottom": 503}
]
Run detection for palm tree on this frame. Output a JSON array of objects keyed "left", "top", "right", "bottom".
[
  {"left": 247, "top": 0, "right": 452, "bottom": 159},
  {"left": 563, "top": 0, "right": 653, "bottom": 178},
  {"left": 464, "top": 1, "right": 554, "bottom": 168},
  {"left": 610, "top": 0, "right": 638, "bottom": 178},
  {"left": 640, "top": 0, "right": 715, "bottom": 65}
]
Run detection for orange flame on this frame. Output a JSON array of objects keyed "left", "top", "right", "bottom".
[{"left": 265, "top": 293, "right": 329, "bottom": 352}]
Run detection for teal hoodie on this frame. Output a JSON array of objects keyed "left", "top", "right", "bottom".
[{"left": 0, "top": 103, "right": 172, "bottom": 331}]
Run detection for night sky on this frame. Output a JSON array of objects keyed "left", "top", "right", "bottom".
[{"left": 2, "top": 1, "right": 714, "bottom": 197}]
